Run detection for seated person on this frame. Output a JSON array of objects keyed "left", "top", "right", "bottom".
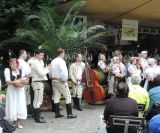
[
  {"left": 0, "top": 94, "right": 6, "bottom": 119},
  {"left": 146, "top": 75, "right": 160, "bottom": 120},
  {"left": 128, "top": 75, "right": 150, "bottom": 114},
  {"left": 0, "top": 93, "right": 16, "bottom": 133},
  {"left": 149, "top": 114, "right": 160, "bottom": 133},
  {"left": 103, "top": 82, "right": 138, "bottom": 133}
]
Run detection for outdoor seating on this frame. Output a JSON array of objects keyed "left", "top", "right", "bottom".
[
  {"left": 108, "top": 115, "right": 145, "bottom": 133},
  {"left": 137, "top": 104, "right": 145, "bottom": 117}
]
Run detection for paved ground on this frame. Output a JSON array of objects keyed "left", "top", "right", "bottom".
[{"left": 15, "top": 102, "right": 105, "bottom": 133}]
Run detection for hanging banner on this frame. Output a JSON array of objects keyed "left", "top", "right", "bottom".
[{"left": 122, "top": 19, "right": 138, "bottom": 41}]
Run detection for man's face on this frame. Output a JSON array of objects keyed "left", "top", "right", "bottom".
[
  {"left": 144, "top": 52, "right": 148, "bottom": 58},
  {"left": 76, "top": 54, "right": 82, "bottom": 62},
  {"left": 61, "top": 51, "right": 65, "bottom": 59},
  {"left": 22, "top": 51, "right": 27, "bottom": 60},
  {"left": 36, "top": 53, "right": 44, "bottom": 60}
]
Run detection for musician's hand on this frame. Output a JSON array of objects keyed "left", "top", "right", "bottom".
[
  {"left": 117, "top": 74, "right": 125, "bottom": 78},
  {"left": 102, "top": 68, "right": 108, "bottom": 73},
  {"left": 73, "top": 81, "right": 77, "bottom": 85}
]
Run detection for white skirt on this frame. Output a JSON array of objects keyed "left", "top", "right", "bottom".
[{"left": 6, "top": 85, "right": 27, "bottom": 121}]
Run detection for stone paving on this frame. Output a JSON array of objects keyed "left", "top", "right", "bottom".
[{"left": 15, "top": 102, "right": 105, "bottom": 133}]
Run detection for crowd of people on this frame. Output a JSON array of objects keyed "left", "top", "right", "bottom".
[
  {"left": 0, "top": 47, "right": 160, "bottom": 133},
  {"left": 98, "top": 49, "right": 160, "bottom": 133}
]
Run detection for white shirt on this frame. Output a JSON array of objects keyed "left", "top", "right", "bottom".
[
  {"left": 144, "top": 65, "right": 160, "bottom": 81},
  {"left": 18, "top": 59, "right": 31, "bottom": 77},
  {"left": 27, "top": 57, "right": 35, "bottom": 77},
  {"left": 112, "top": 63, "right": 125, "bottom": 77},
  {"left": 128, "top": 64, "right": 141, "bottom": 77},
  {"left": 140, "top": 58, "right": 148, "bottom": 71},
  {"left": 51, "top": 57, "right": 68, "bottom": 82},
  {"left": 98, "top": 61, "right": 107, "bottom": 70},
  {"left": 69, "top": 62, "right": 85, "bottom": 83},
  {"left": 76, "top": 63, "right": 83, "bottom": 80},
  {"left": 27, "top": 57, "right": 35, "bottom": 66}
]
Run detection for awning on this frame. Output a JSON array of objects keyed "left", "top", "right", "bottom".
[{"left": 58, "top": 0, "right": 160, "bottom": 28}]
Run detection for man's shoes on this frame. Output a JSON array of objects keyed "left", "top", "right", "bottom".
[
  {"left": 17, "top": 125, "right": 23, "bottom": 129},
  {"left": 76, "top": 98, "right": 83, "bottom": 111},
  {"left": 35, "top": 118, "right": 47, "bottom": 123},
  {"left": 27, "top": 114, "right": 33, "bottom": 118},
  {"left": 55, "top": 114, "right": 64, "bottom": 118},
  {"left": 67, "top": 114, "right": 77, "bottom": 119},
  {"left": 34, "top": 108, "right": 47, "bottom": 123},
  {"left": 66, "top": 103, "right": 77, "bottom": 119},
  {"left": 76, "top": 107, "right": 83, "bottom": 111}
]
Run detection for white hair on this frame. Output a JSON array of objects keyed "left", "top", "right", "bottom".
[{"left": 141, "top": 51, "right": 147, "bottom": 55}]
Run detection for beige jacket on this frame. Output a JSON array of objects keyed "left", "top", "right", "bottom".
[
  {"left": 30, "top": 58, "right": 49, "bottom": 82},
  {"left": 69, "top": 62, "right": 85, "bottom": 83}
]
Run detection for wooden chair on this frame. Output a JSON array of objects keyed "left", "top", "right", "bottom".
[{"left": 108, "top": 115, "right": 145, "bottom": 133}]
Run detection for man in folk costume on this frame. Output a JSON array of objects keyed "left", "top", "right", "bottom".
[
  {"left": 51, "top": 48, "right": 77, "bottom": 119},
  {"left": 140, "top": 51, "right": 148, "bottom": 71},
  {"left": 140, "top": 51, "right": 148, "bottom": 86},
  {"left": 18, "top": 49, "right": 33, "bottom": 117},
  {"left": 30, "top": 49, "right": 51, "bottom": 123},
  {"left": 69, "top": 53, "right": 85, "bottom": 111}
]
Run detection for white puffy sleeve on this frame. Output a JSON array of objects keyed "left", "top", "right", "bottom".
[
  {"left": 21, "top": 69, "right": 26, "bottom": 78},
  {"left": 112, "top": 65, "right": 120, "bottom": 76},
  {"left": 4, "top": 68, "right": 11, "bottom": 82}
]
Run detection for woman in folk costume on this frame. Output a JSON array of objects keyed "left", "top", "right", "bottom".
[
  {"left": 108, "top": 56, "right": 126, "bottom": 95},
  {"left": 144, "top": 58, "right": 160, "bottom": 91},
  {"left": 98, "top": 53, "right": 108, "bottom": 72},
  {"left": 127, "top": 57, "right": 142, "bottom": 87},
  {"left": 97, "top": 53, "right": 109, "bottom": 85},
  {"left": 4, "top": 56, "right": 28, "bottom": 128}
]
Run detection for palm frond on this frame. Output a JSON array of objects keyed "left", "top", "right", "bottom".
[
  {"left": 63, "top": 1, "right": 86, "bottom": 25},
  {"left": 84, "top": 32, "right": 106, "bottom": 43}
]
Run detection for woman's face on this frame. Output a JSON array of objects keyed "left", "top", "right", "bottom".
[
  {"left": 113, "top": 57, "right": 119, "bottom": 64},
  {"left": 136, "top": 59, "right": 141, "bottom": 65},
  {"left": 133, "top": 58, "right": 137, "bottom": 65},
  {"left": 36, "top": 53, "right": 44, "bottom": 60},
  {"left": 116, "top": 57, "right": 120, "bottom": 64},
  {"left": 9, "top": 59, "right": 18, "bottom": 70}
]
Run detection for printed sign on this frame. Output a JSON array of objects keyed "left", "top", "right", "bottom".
[{"left": 122, "top": 19, "right": 138, "bottom": 41}]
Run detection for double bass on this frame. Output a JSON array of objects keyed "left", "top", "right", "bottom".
[{"left": 82, "top": 48, "right": 105, "bottom": 104}]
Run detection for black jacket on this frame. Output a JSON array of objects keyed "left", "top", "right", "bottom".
[{"left": 103, "top": 95, "right": 138, "bottom": 133}]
